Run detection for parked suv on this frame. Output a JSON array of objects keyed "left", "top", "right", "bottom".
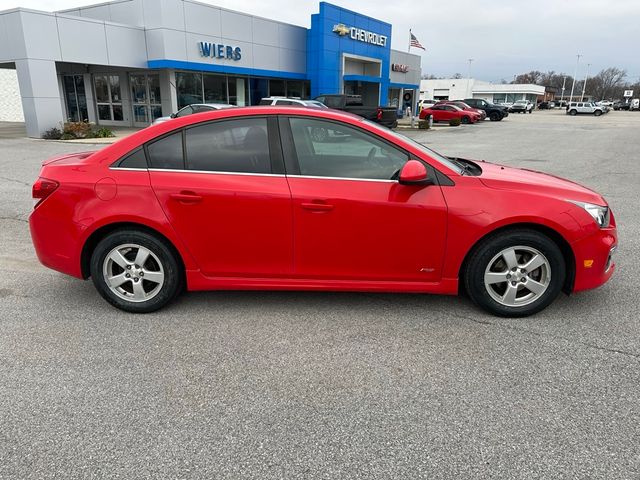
[
  {"left": 509, "top": 100, "right": 534, "bottom": 114},
  {"left": 566, "top": 102, "right": 607, "bottom": 116},
  {"left": 462, "top": 98, "right": 509, "bottom": 121}
]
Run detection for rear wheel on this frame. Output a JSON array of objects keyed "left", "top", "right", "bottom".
[
  {"left": 569, "top": 109, "right": 577, "bottom": 116},
  {"left": 463, "top": 230, "right": 565, "bottom": 317},
  {"left": 90, "top": 229, "right": 182, "bottom": 313}
]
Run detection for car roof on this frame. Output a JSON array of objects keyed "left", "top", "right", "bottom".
[{"left": 186, "top": 103, "right": 235, "bottom": 109}]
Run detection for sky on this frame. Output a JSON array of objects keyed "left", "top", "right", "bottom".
[{"left": 5, "top": 0, "right": 640, "bottom": 83}]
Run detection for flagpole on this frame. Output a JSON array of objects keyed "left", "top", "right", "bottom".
[{"left": 408, "top": 29, "right": 411, "bottom": 53}]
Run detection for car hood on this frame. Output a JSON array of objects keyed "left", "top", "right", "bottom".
[{"left": 476, "top": 160, "right": 606, "bottom": 205}]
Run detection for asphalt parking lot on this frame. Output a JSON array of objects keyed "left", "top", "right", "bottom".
[{"left": 1, "top": 110, "right": 639, "bottom": 479}]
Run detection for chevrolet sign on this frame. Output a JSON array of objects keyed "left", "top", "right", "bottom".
[{"left": 332, "top": 23, "right": 387, "bottom": 47}]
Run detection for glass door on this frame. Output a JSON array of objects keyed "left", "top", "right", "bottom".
[
  {"left": 130, "top": 74, "right": 162, "bottom": 126},
  {"left": 94, "top": 74, "right": 124, "bottom": 123},
  {"left": 63, "top": 75, "right": 88, "bottom": 122}
]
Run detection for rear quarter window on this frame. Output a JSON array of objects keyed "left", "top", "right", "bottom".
[
  {"left": 114, "top": 148, "right": 147, "bottom": 168},
  {"left": 147, "top": 131, "right": 184, "bottom": 169}
]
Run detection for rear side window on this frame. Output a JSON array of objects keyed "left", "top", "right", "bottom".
[
  {"left": 115, "top": 148, "right": 147, "bottom": 168},
  {"left": 147, "top": 131, "right": 184, "bottom": 169},
  {"left": 259, "top": 99, "right": 272, "bottom": 105},
  {"left": 185, "top": 118, "right": 271, "bottom": 174},
  {"left": 275, "top": 100, "right": 296, "bottom": 105}
]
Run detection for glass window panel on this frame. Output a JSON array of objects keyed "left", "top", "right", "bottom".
[
  {"left": 117, "top": 148, "right": 147, "bottom": 168},
  {"left": 269, "top": 79, "right": 285, "bottom": 97},
  {"left": 148, "top": 74, "right": 161, "bottom": 105},
  {"left": 110, "top": 75, "right": 121, "bottom": 103},
  {"left": 112, "top": 104, "right": 123, "bottom": 121},
  {"left": 147, "top": 131, "right": 184, "bottom": 170},
  {"left": 94, "top": 75, "right": 109, "bottom": 103},
  {"left": 289, "top": 118, "right": 408, "bottom": 180},
  {"left": 131, "top": 75, "right": 147, "bottom": 104},
  {"left": 185, "top": 118, "right": 270, "bottom": 173},
  {"left": 176, "top": 72, "right": 203, "bottom": 109},
  {"left": 133, "top": 104, "right": 148, "bottom": 123},
  {"left": 286, "top": 81, "right": 302, "bottom": 98},
  {"left": 151, "top": 105, "right": 163, "bottom": 120},
  {"left": 74, "top": 75, "right": 88, "bottom": 121},
  {"left": 203, "top": 74, "right": 227, "bottom": 103},
  {"left": 63, "top": 76, "right": 79, "bottom": 122},
  {"left": 98, "top": 104, "right": 112, "bottom": 121},
  {"left": 175, "top": 106, "right": 193, "bottom": 118}
]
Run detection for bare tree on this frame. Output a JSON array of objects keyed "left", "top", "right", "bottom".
[
  {"left": 452, "top": 73, "right": 463, "bottom": 79},
  {"left": 588, "top": 67, "right": 627, "bottom": 100}
]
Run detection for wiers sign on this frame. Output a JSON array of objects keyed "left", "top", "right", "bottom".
[
  {"left": 198, "top": 42, "right": 242, "bottom": 61},
  {"left": 392, "top": 63, "right": 409, "bottom": 73},
  {"left": 332, "top": 23, "right": 387, "bottom": 47}
]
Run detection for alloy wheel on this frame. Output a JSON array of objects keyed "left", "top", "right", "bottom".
[
  {"left": 483, "top": 246, "right": 551, "bottom": 307},
  {"left": 102, "top": 243, "right": 165, "bottom": 303}
]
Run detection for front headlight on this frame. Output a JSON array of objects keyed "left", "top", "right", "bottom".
[{"left": 568, "top": 200, "right": 610, "bottom": 228}]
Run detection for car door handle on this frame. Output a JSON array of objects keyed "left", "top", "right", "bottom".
[
  {"left": 301, "top": 201, "right": 334, "bottom": 212},
  {"left": 170, "top": 191, "right": 202, "bottom": 204}
]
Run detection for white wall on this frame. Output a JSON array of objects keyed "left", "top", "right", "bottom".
[{"left": 0, "top": 69, "right": 24, "bottom": 122}]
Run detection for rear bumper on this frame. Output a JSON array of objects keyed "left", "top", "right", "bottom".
[
  {"left": 571, "top": 226, "right": 617, "bottom": 292},
  {"left": 29, "top": 197, "right": 85, "bottom": 279}
]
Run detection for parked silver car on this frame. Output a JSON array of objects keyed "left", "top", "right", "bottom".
[
  {"left": 259, "top": 97, "right": 327, "bottom": 108},
  {"left": 152, "top": 103, "right": 236, "bottom": 125}
]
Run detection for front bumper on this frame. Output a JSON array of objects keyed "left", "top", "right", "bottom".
[{"left": 571, "top": 226, "right": 617, "bottom": 292}]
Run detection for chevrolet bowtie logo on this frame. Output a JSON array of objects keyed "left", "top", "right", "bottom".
[{"left": 333, "top": 23, "right": 350, "bottom": 36}]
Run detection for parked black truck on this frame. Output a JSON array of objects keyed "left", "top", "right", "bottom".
[
  {"left": 315, "top": 94, "right": 398, "bottom": 128},
  {"left": 462, "top": 98, "right": 509, "bottom": 121}
]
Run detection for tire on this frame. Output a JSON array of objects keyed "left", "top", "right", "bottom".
[
  {"left": 462, "top": 116, "right": 470, "bottom": 124},
  {"left": 90, "top": 229, "right": 183, "bottom": 313},
  {"left": 463, "top": 229, "right": 566, "bottom": 317},
  {"left": 489, "top": 112, "right": 500, "bottom": 121},
  {"left": 594, "top": 110, "right": 602, "bottom": 116},
  {"left": 569, "top": 109, "right": 577, "bottom": 116}
]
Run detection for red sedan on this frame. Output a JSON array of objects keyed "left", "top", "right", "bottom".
[
  {"left": 437, "top": 100, "right": 487, "bottom": 120},
  {"left": 30, "top": 107, "right": 617, "bottom": 317},
  {"left": 419, "top": 104, "right": 482, "bottom": 124}
]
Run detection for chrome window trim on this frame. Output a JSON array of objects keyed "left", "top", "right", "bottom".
[{"left": 110, "top": 166, "right": 396, "bottom": 183}]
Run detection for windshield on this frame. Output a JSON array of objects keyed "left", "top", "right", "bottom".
[
  {"left": 515, "top": 100, "right": 526, "bottom": 104},
  {"left": 363, "top": 120, "right": 463, "bottom": 174}
]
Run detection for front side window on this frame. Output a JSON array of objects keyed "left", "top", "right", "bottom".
[
  {"left": 185, "top": 118, "right": 271, "bottom": 174},
  {"left": 288, "top": 118, "right": 408, "bottom": 180}
]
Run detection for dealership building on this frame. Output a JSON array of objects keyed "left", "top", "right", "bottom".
[
  {"left": 0, "top": 0, "right": 421, "bottom": 137},
  {"left": 420, "top": 78, "right": 546, "bottom": 105}
]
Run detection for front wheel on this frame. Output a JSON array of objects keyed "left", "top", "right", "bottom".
[
  {"left": 463, "top": 230, "right": 565, "bottom": 317},
  {"left": 461, "top": 116, "right": 470, "bottom": 124},
  {"left": 594, "top": 110, "right": 602, "bottom": 116},
  {"left": 90, "top": 229, "right": 183, "bottom": 313},
  {"left": 569, "top": 109, "right": 577, "bottom": 116},
  {"left": 489, "top": 112, "right": 501, "bottom": 121}
]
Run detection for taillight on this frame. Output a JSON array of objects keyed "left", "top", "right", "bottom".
[
  {"left": 376, "top": 108, "right": 383, "bottom": 120},
  {"left": 32, "top": 177, "right": 59, "bottom": 208}
]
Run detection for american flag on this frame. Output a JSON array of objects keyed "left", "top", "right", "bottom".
[{"left": 410, "top": 31, "right": 426, "bottom": 51}]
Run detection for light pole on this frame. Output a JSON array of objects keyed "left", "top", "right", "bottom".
[
  {"left": 580, "top": 63, "right": 591, "bottom": 102},
  {"left": 467, "top": 58, "right": 474, "bottom": 97},
  {"left": 559, "top": 75, "right": 566, "bottom": 104},
  {"left": 569, "top": 54, "right": 582, "bottom": 103}
]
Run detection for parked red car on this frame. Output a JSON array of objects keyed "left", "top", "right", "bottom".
[
  {"left": 30, "top": 107, "right": 617, "bottom": 317},
  {"left": 419, "top": 104, "right": 482, "bottom": 124},
  {"left": 437, "top": 100, "right": 487, "bottom": 120}
]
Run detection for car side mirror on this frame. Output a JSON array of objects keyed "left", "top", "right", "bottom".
[{"left": 399, "top": 160, "right": 432, "bottom": 186}]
